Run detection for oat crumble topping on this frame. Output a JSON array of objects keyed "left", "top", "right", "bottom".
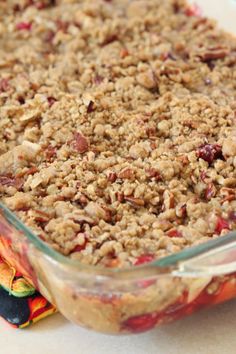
[{"left": 0, "top": 0, "right": 236, "bottom": 267}]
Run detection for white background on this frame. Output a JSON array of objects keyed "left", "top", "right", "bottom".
[{"left": 1, "top": 1, "right": 236, "bottom": 353}]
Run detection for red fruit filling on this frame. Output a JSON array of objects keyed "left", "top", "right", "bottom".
[
  {"left": 215, "top": 217, "right": 230, "bottom": 234},
  {"left": 134, "top": 254, "right": 155, "bottom": 265},
  {"left": 123, "top": 312, "right": 159, "bottom": 333},
  {"left": 16, "top": 22, "right": 32, "bottom": 31},
  {"left": 185, "top": 4, "right": 202, "bottom": 17},
  {"left": 71, "top": 236, "right": 88, "bottom": 253},
  {"left": 167, "top": 229, "right": 182, "bottom": 237}
]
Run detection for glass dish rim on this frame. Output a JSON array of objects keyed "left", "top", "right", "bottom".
[{"left": 1, "top": 202, "right": 235, "bottom": 276}]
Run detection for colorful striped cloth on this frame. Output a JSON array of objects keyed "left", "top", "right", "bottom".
[{"left": 0, "top": 256, "right": 56, "bottom": 328}]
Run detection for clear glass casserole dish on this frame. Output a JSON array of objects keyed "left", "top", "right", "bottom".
[
  {"left": 1, "top": 0, "right": 236, "bottom": 335},
  {"left": 1, "top": 202, "right": 236, "bottom": 334}
]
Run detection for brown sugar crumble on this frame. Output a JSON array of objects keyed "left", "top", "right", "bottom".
[{"left": 0, "top": 0, "right": 236, "bottom": 268}]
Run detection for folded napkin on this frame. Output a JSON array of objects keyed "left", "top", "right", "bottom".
[{"left": 0, "top": 256, "right": 56, "bottom": 328}]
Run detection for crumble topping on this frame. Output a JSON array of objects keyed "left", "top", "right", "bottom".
[{"left": 0, "top": 0, "right": 236, "bottom": 267}]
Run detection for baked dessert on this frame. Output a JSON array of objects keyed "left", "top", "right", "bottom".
[{"left": 0, "top": 0, "right": 236, "bottom": 269}]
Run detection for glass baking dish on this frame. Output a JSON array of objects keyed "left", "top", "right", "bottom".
[
  {"left": 1, "top": 202, "right": 236, "bottom": 334},
  {"left": 0, "top": 0, "right": 236, "bottom": 335}
]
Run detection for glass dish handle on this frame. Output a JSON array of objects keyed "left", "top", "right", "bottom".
[{"left": 174, "top": 232, "right": 236, "bottom": 277}]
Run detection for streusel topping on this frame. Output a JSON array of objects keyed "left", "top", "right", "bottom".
[{"left": 0, "top": 0, "right": 236, "bottom": 267}]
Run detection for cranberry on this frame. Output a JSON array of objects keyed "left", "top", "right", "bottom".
[
  {"left": 215, "top": 217, "right": 230, "bottom": 234},
  {"left": 122, "top": 312, "right": 159, "bottom": 333},
  {"left": 16, "top": 22, "right": 32, "bottom": 31},
  {"left": 47, "top": 96, "right": 57, "bottom": 107},
  {"left": 135, "top": 254, "right": 155, "bottom": 266},
  {"left": 229, "top": 211, "right": 236, "bottom": 221},
  {"left": 197, "top": 144, "right": 223, "bottom": 164},
  {"left": 167, "top": 229, "right": 182, "bottom": 237},
  {"left": 185, "top": 4, "right": 202, "bottom": 17}
]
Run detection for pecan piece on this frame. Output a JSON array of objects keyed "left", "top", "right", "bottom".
[
  {"left": 146, "top": 168, "right": 162, "bottom": 181},
  {"left": 72, "top": 132, "right": 89, "bottom": 154},
  {"left": 101, "top": 34, "right": 118, "bottom": 46},
  {"left": 220, "top": 187, "right": 235, "bottom": 204},
  {"left": 0, "top": 78, "right": 10, "bottom": 92},
  {"left": 118, "top": 168, "right": 134, "bottom": 180},
  {"left": 107, "top": 172, "right": 117, "bottom": 183},
  {"left": 116, "top": 192, "right": 124, "bottom": 202},
  {"left": 45, "top": 145, "right": 57, "bottom": 161},
  {"left": 0, "top": 175, "right": 23, "bottom": 190},
  {"left": 198, "top": 47, "right": 229, "bottom": 62},
  {"left": 205, "top": 183, "right": 217, "bottom": 200},
  {"left": 124, "top": 196, "right": 145, "bottom": 207},
  {"left": 163, "top": 190, "right": 175, "bottom": 210}
]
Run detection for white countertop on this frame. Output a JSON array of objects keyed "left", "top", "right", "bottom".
[
  {"left": 1, "top": 300, "right": 236, "bottom": 354},
  {"left": 1, "top": 1, "right": 236, "bottom": 353}
]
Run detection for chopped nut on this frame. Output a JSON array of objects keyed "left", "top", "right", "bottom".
[
  {"left": 20, "top": 109, "right": 41, "bottom": 122},
  {"left": 71, "top": 132, "right": 89, "bottom": 153},
  {"left": 4, "top": 192, "right": 32, "bottom": 210},
  {"left": 129, "top": 144, "right": 148, "bottom": 159},
  {"left": 85, "top": 202, "right": 107, "bottom": 221},
  {"left": 222, "top": 136, "right": 236, "bottom": 157},
  {"left": 124, "top": 196, "right": 145, "bottom": 207},
  {"left": 118, "top": 168, "right": 134, "bottom": 180},
  {"left": 136, "top": 71, "right": 156, "bottom": 89},
  {"left": 198, "top": 47, "right": 229, "bottom": 62}
]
